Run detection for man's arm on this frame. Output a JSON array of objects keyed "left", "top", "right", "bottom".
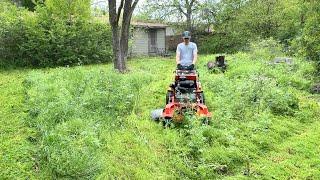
[
  {"left": 193, "top": 52, "right": 197, "bottom": 64},
  {"left": 176, "top": 45, "right": 181, "bottom": 64},
  {"left": 192, "top": 43, "right": 198, "bottom": 64}
]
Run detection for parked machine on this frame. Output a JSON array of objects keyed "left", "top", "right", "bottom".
[{"left": 207, "top": 55, "right": 228, "bottom": 73}]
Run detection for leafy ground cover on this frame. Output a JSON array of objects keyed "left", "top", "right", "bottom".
[{"left": 1, "top": 48, "right": 320, "bottom": 179}]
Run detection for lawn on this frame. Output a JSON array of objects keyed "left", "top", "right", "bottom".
[
  {"left": 0, "top": 69, "right": 35, "bottom": 178},
  {"left": 0, "top": 52, "right": 319, "bottom": 179}
]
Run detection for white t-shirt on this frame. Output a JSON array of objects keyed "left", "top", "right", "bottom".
[{"left": 176, "top": 42, "right": 198, "bottom": 66}]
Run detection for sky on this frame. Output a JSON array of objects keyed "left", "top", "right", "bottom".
[{"left": 91, "top": 0, "right": 147, "bottom": 10}]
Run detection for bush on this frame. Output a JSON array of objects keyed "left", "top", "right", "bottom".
[
  {"left": 198, "top": 33, "right": 248, "bottom": 54},
  {"left": 0, "top": 2, "right": 30, "bottom": 67},
  {"left": 249, "top": 38, "right": 284, "bottom": 61},
  {"left": 0, "top": 1, "right": 112, "bottom": 68},
  {"left": 205, "top": 45, "right": 304, "bottom": 120},
  {"left": 292, "top": 2, "right": 320, "bottom": 72},
  {"left": 264, "top": 89, "right": 299, "bottom": 116}
]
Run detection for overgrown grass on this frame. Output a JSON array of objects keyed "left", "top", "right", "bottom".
[{"left": 1, "top": 45, "right": 319, "bottom": 178}]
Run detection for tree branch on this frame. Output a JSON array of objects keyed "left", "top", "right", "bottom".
[
  {"left": 190, "top": 0, "right": 196, "bottom": 8},
  {"left": 128, "top": 0, "right": 139, "bottom": 21},
  {"left": 176, "top": 2, "right": 187, "bottom": 17},
  {"left": 116, "top": 0, "right": 125, "bottom": 24},
  {"left": 131, "top": 0, "right": 139, "bottom": 11},
  {"left": 108, "top": 0, "right": 117, "bottom": 25},
  {"left": 91, "top": 0, "right": 107, "bottom": 5}
]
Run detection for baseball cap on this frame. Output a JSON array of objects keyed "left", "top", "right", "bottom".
[{"left": 182, "top": 31, "right": 191, "bottom": 39}]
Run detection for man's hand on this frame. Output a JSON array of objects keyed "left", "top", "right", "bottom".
[
  {"left": 177, "top": 63, "right": 182, "bottom": 70},
  {"left": 185, "top": 64, "right": 194, "bottom": 70}
]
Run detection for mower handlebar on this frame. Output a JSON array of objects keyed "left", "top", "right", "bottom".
[{"left": 177, "top": 64, "right": 195, "bottom": 70}]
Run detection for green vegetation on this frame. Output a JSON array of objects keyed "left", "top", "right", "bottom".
[
  {"left": 293, "top": 0, "right": 320, "bottom": 71},
  {"left": 2, "top": 0, "right": 320, "bottom": 72},
  {"left": 0, "top": 69, "right": 35, "bottom": 179},
  {"left": 1, "top": 0, "right": 319, "bottom": 178},
  {"left": 1, "top": 41, "right": 319, "bottom": 178},
  {"left": 0, "top": 1, "right": 112, "bottom": 68},
  {"left": 142, "top": 0, "right": 320, "bottom": 70}
]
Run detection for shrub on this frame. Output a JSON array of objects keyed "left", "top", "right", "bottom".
[
  {"left": 0, "top": 2, "right": 31, "bottom": 67},
  {"left": 0, "top": 2, "right": 112, "bottom": 68},
  {"left": 264, "top": 89, "right": 299, "bottom": 116},
  {"left": 198, "top": 33, "right": 248, "bottom": 54},
  {"left": 249, "top": 38, "right": 284, "bottom": 61},
  {"left": 292, "top": 2, "right": 320, "bottom": 72}
]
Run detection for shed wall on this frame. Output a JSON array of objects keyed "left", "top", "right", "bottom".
[{"left": 131, "top": 28, "right": 149, "bottom": 55}]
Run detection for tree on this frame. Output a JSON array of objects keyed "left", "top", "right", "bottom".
[
  {"left": 197, "top": 0, "right": 218, "bottom": 32},
  {"left": 108, "top": 0, "right": 139, "bottom": 72},
  {"left": 178, "top": 0, "right": 197, "bottom": 31},
  {"left": 298, "top": 0, "right": 320, "bottom": 70},
  {"left": 11, "top": 0, "right": 39, "bottom": 11},
  {"left": 143, "top": 0, "right": 200, "bottom": 31}
]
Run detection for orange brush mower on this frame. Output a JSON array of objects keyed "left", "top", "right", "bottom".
[{"left": 151, "top": 66, "right": 212, "bottom": 127}]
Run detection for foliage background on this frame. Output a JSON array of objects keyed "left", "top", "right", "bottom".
[
  {"left": 140, "top": 0, "right": 320, "bottom": 71},
  {"left": 0, "top": 0, "right": 319, "bottom": 179},
  {"left": 1, "top": 0, "right": 320, "bottom": 71},
  {"left": 0, "top": 1, "right": 112, "bottom": 68}
]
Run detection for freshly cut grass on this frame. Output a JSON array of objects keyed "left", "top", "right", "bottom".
[{"left": 0, "top": 69, "right": 36, "bottom": 179}]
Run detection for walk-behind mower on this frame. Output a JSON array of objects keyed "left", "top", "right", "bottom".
[{"left": 151, "top": 65, "right": 212, "bottom": 127}]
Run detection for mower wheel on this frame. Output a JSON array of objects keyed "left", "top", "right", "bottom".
[
  {"left": 166, "top": 91, "right": 173, "bottom": 104},
  {"left": 162, "top": 118, "right": 172, "bottom": 128},
  {"left": 151, "top": 109, "right": 163, "bottom": 121},
  {"left": 200, "top": 92, "right": 206, "bottom": 104},
  {"left": 202, "top": 117, "right": 211, "bottom": 125}
]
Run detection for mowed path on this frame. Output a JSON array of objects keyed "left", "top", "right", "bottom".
[{"left": 0, "top": 69, "right": 36, "bottom": 179}]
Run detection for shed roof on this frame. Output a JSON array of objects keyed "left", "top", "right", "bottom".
[{"left": 132, "top": 22, "right": 168, "bottom": 28}]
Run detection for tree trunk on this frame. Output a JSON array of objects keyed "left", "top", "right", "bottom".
[
  {"left": 110, "top": 26, "right": 123, "bottom": 71},
  {"left": 119, "top": 0, "right": 134, "bottom": 71},
  {"left": 110, "top": 31, "right": 125, "bottom": 72},
  {"left": 108, "top": 0, "right": 138, "bottom": 73},
  {"left": 186, "top": 12, "right": 192, "bottom": 31},
  {"left": 185, "top": 0, "right": 194, "bottom": 31},
  {"left": 112, "top": 27, "right": 125, "bottom": 72}
]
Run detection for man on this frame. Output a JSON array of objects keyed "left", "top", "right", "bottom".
[{"left": 176, "top": 31, "right": 198, "bottom": 70}]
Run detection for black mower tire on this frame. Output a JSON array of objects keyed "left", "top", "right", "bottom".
[
  {"left": 166, "top": 91, "right": 173, "bottom": 104},
  {"left": 202, "top": 117, "right": 211, "bottom": 125},
  {"left": 200, "top": 92, "right": 206, "bottom": 104},
  {"left": 162, "top": 118, "right": 172, "bottom": 128}
]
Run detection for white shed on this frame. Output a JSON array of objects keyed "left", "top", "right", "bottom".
[{"left": 130, "top": 22, "right": 168, "bottom": 56}]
